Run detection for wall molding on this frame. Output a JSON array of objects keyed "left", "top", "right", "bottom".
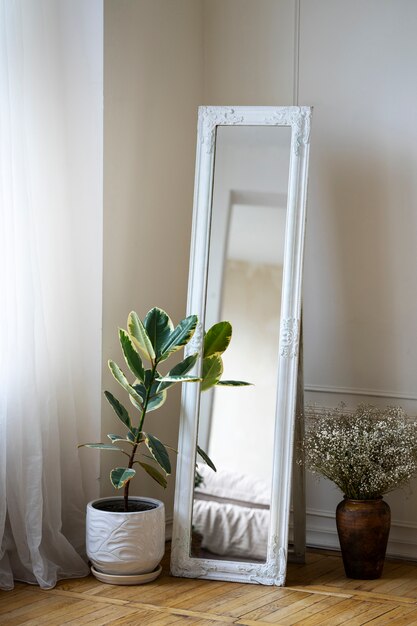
[
  {"left": 166, "top": 516, "right": 173, "bottom": 541},
  {"left": 301, "top": 508, "right": 417, "bottom": 562},
  {"left": 293, "top": 0, "right": 300, "bottom": 106},
  {"left": 305, "top": 384, "right": 417, "bottom": 402}
]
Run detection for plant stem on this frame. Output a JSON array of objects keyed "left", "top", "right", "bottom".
[
  {"left": 123, "top": 443, "right": 138, "bottom": 511},
  {"left": 123, "top": 361, "right": 158, "bottom": 512}
]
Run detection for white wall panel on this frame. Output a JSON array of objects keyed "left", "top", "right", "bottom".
[
  {"left": 299, "top": 1, "right": 417, "bottom": 396},
  {"left": 299, "top": 0, "right": 417, "bottom": 557}
]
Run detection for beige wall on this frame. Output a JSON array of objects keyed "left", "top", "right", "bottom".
[
  {"left": 202, "top": 0, "right": 297, "bottom": 105},
  {"left": 102, "top": 0, "right": 203, "bottom": 515}
]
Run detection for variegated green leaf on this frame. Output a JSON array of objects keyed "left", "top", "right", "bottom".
[
  {"left": 131, "top": 383, "right": 146, "bottom": 404},
  {"left": 131, "top": 369, "right": 156, "bottom": 402},
  {"left": 159, "top": 315, "right": 198, "bottom": 361},
  {"left": 129, "top": 394, "right": 143, "bottom": 413},
  {"left": 110, "top": 467, "right": 136, "bottom": 489},
  {"left": 144, "top": 308, "right": 174, "bottom": 359},
  {"left": 107, "top": 433, "right": 135, "bottom": 444},
  {"left": 128, "top": 311, "right": 155, "bottom": 362},
  {"left": 108, "top": 360, "right": 144, "bottom": 408},
  {"left": 201, "top": 354, "right": 223, "bottom": 391},
  {"left": 204, "top": 321, "right": 232, "bottom": 358},
  {"left": 119, "top": 329, "right": 145, "bottom": 382},
  {"left": 133, "top": 372, "right": 168, "bottom": 412},
  {"left": 127, "top": 428, "right": 143, "bottom": 443},
  {"left": 156, "top": 353, "right": 199, "bottom": 392},
  {"left": 137, "top": 462, "right": 167, "bottom": 488},
  {"left": 78, "top": 443, "right": 124, "bottom": 452},
  {"left": 216, "top": 380, "right": 252, "bottom": 386},
  {"left": 147, "top": 389, "right": 167, "bottom": 412},
  {"left": 144, "top": 433, "right": 171, "bottom": 475},
  {"left": 156, "top": 374, "right": 200, "bottom": 385},
  {"left": 104, "top": 391, "right": 133, "bottom": 431},
  {"left": 197, "top": 445, "right": 217, "bottom": 472}
]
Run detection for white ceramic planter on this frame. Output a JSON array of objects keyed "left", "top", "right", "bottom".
[{"left": 86, "top": 496, "right": 165, "bottom": 577}]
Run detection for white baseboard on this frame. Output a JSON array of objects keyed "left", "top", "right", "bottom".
[
  {"left": 305, "top": 384, "right": 417, "bottom": 403},
  {"left": 165, "top": 517, "right": 173, "bottom": 542},
  {"left": 303, "top": 508, "right": 417, "bottom": 561}
]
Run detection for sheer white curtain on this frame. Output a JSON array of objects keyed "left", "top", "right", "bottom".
[{"left": 0, "top": 0, "right": 103, "bottom": 589}]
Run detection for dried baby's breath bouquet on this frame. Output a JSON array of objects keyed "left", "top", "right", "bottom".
[{"left": 303, "top": 404, "right": 417, "bottom": 500}]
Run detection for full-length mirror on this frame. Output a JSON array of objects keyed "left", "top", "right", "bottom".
[{"left": 171, "top": 106, "right": 312, "bottom": 585}]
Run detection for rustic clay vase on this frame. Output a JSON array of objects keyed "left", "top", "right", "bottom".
[{"left": 336, "top": 497, "right": 390, "bottom": 579}]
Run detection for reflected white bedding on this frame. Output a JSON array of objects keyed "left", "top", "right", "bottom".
[{"left": 193, "top": 464, "right": 270, "bottom": 561}]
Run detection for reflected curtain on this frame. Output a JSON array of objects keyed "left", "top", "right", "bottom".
[{"left": 0, "top": 0, "right": 103, "bottom": 589}]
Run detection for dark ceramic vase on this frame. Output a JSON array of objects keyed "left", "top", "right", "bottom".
[{"left": 336, "top": 497, "right": 391, "bottom": 579}]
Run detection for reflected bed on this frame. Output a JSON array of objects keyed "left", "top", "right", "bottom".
[{"left": 192, "top": 464, "right": 270, "bottom": 562}]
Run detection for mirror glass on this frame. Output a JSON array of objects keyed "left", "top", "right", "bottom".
[
  {"left": 171, "top": 106, "right": 312, "bottom": 586},
  {"left": 191, "top": 126, "right": 291, "bottom": 563}
]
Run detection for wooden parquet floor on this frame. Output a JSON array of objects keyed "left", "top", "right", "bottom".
[{"left": 1, "top": 549, "right": 417, "bottom": 625}]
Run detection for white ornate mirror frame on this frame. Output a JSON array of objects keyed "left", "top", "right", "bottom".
[{"left": 171, "top": 105, "right": 312, "bottom": 586}]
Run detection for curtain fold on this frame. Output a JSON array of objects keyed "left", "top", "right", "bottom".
[{"left": 0, "top": 0, "right": 103, "bottom": 589}]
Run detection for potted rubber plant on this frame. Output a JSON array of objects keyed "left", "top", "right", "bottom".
[
  {"left": 79, "top": 307, "right": 248, "bottom": 584},
  {"left": 303, "top": 404, "right": 417, "bottom": 580}
]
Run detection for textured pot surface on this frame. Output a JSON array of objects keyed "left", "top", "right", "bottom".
[
  {"left": 336, "top": 497, "right": 390, "bottom": 580},
  {"left": 86, "top": 497, "right": 165, "bottom": 575}
]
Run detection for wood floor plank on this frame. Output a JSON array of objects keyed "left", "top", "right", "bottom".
[
  {"left": 287, "top": 596, "right": 360, "bottom": 626},
  {"left": 50, "top": 599, "right": 131, "bottom": 625},
  {"left": 222, "top": 586, "right": 301, "bottom": 618},
  {"left": 104, "top": 598, "right": 238, "bottom": 624},
  {"left": 4, "top": 598, "right": 94, "bottom": 626},
  {"left": 285, "top": 584, "right": 351, "bottom": 599},
  {"left": 97, "top": 577, "right": 226, "bottom": 607},
  {"left": 147, "top": 582, "right": 228, "bottom": 608},
  {"left": 109, "top": 578, "right": 225, "bottom": 606},
  {"left": 168, "top": 580, "right": 246, "bottom": 610},
  {"left": 97, "top": 609, "right": 165, "bottom": 625},
  {"left": 379, "top": 575, "right": 417, "bottom": 598},
  {"left": 292, "top": 598, "right": 396, "bottom": 626},
  {"left": 242, "top": 591, "right": 340, "bottom": 623},
  {"left": 366, "top": 606, "right": 417, "bottom": 626},
  {"left": 286, "top": 583, "right": 417, "bottom": 605},
  {"left": 0, "top": 596, "right": 86, "bottom": 625},
  {"left": 138, "top": 612, "right": 236, "bottom": 626},
  {"left": 286, "top": 558, "right": 343, "bottom": 586},
  {"left": 315, "top": 600, "right": 398, "bottom": 626},
  {"left": 174, "top": 581, "right": 284, "bottom": 615},
  {"left": 325, "top": 562, "right": 413, "bottom": 594},
  {"left": 396, "top": 616, "right": 417, "bottom": 626},
  {"left": 279, "top": 595, "right": 359, "bottom": 625},
  {"left": 0, "top": 588, "right": 48, "bottom": 612},
  {"left": 54, "top": 576, "right": 105, "bottom": 593},
  {"left": 59, "top": 604, "right": 144, "bottom": 626},
  {"left": 43, "top": 588, "right": 130, "bottom": 606},
  {"left": 237, "top": 590, "right": 316, "bottom": 622}
]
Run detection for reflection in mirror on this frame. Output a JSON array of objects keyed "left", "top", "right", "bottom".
[{"left": 191, "top": 126, "right": 291, "bottom": 563}]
